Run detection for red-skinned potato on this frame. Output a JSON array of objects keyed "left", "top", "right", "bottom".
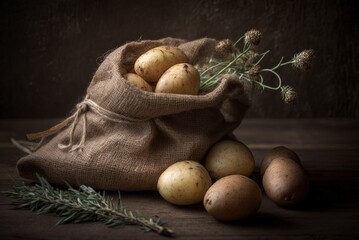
[
  {"left": 262, "top": 157, "right": 309, "bottom": 207},
  {"left": 260, "top": 146, "right": 302, "bottom": 176},
  {"left": 204, "top": 175, "right": 262, "bottom": 221}
]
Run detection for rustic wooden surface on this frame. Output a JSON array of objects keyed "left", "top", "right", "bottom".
[{"left": 0, "top": 118, "right": 358, "bottom": 239}]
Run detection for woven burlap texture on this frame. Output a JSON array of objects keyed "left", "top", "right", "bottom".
[{"left": 17, "top": 37, "right": 252, "bottom": 191}]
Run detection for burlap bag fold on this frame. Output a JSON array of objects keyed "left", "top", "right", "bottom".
[{"left": 17, "top": 37, "right": 252, "bottom": 191}]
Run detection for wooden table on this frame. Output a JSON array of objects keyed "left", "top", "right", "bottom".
[{"left": 1, "top": 118, "right": 358, "bottom": 240}]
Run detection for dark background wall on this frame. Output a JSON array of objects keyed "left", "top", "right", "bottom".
[{"left": 1, "top": 0, "right": 358, "bottom": 118}]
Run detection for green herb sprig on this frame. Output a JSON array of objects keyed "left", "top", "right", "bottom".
[
  {"left": 198, "top": 29, "right": 314, "bottom": 104},
  {"left": 3, "top": 174, "right": 173, "bottom": 236}
]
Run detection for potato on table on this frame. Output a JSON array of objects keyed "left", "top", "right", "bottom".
[
  {"left": 205, "top": 140, "right": 255, "bottom": 180},
  {"left": 262, "top": 157, "right": 309, "bottom": 207},
  {"left": 157, "top": 160, "right": 212, "bottom": 205},
  {"left": 260, "top": 146, "right": 302, "bottom": 176},
  {"left": 203, "top": 175, "right": 262, "bottom": 221}
]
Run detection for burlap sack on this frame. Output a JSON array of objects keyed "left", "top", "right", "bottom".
[{"left": 17, "top": 37, "right": 252, "bottom": 191}]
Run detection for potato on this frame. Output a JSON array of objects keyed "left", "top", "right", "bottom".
[
  {"left": 155, "top": 63, "right": 200, "bottom": 95},
  {"left": 124, "top": 73, "right": 153, "bottom": 92},
  {"left": 205, "top": 140, "right": 255, "bottom": 180},
  {"left": 204, "top": 175, "right": 262, "bottom": 221},
  {"left": 134, "top": 45, "right": 188, "bottom": 83},
  {"left": 260, "top": 146, "right": 301, "bottom": 176},
  {"left": 262, "top": 157, "right": 309, "bottom": 207},
  {"left": 157, "top": 160, "right": 212, "bottom": 205}
]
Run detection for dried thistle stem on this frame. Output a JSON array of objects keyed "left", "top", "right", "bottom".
[
  {"left": 198, "top": 30, "right": 314, "bottom": 104},
  {"left": 199, "top": 47, "right": 251, "bottom": 91}
]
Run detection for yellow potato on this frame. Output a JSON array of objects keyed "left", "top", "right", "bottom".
[
  {"left": 204, "top": 175, "right": 262, "bottom": 221},
  {"left": 124, "top": 73, "right": 153, "bottom": 92},
  {"left": 205, "top": 140, "right": 255, "bottom": 180},
  {"left": 157, "top": 160, "right": 212, "bottom": 205},
  {"left": 262, "top": 157, "right": 309, "bottom": 207},
  {"left": 155, "top": 63, "right": 200, "bottom": 95},
  {"left": 134, "top": 45, "right": 188, "bottom": 83}
]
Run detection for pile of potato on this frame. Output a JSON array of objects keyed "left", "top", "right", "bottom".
[
  {"left": 157, "top": 140, "right": 309, "bottom": 221},
  {"left": 132, "top": 45, "right": 310, "bottom": 221},
  {"left": 126, "top": 46, "right": 200, "bottom": 95}
]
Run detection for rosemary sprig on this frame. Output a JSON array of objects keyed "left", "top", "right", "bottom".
[
  {"left": 2, "top": 174, "right": 174, "bottom": 236},
  {"left": 198, "top": 29, "right": 314, "bottom": 105}
]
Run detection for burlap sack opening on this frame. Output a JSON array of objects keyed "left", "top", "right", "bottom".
[{"left": 17, "top": 37, "right": 252, "bottom": 191}]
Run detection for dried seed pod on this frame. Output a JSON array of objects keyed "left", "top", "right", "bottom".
[
  {"left": 248, "top": 65, "right": 261, "bottom": 78},
  {"left": 215, "top": 39, "right": 235, "bottom": 57},
  {"left": 244, "top": 29, "right": 262, "bottom": 46},
  {"left": 281, "top": 86, "right": 298, "bottom": 104},
  {"left": 292, "top": 49, "right": 315, "bottom": 71}
]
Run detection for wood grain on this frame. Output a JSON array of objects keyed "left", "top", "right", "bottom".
[{"left": 0, "top": 118, "right": 358, "bottom": 239}]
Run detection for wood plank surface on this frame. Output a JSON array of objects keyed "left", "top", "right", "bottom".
[{"left": 0, "top": 118, "right": 358, "bottom": 240}]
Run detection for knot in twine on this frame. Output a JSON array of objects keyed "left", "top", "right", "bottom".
[
  {"left": 57, "top": 100, "right": 89, "bottom": 152},
  {"left": 26, "top": 96, "right": 145, "bottom": 153}
]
